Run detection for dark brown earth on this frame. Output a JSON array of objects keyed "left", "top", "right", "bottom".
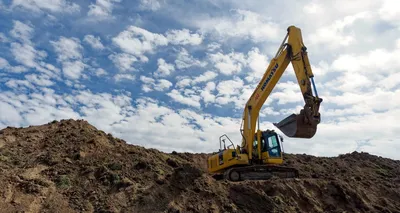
[{"left": 0, "top": 119, "right": 399, "bottom": 213}]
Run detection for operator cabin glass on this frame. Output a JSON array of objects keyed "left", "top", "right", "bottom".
[{"left": 266, "top": 134, "right": 281, "bottom": 158}]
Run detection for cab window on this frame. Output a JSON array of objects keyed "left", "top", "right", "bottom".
[{"left": 263, "top": 134, "right": 281, "bottom": 158}]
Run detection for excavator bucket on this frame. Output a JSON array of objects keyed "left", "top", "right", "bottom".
[{"left": 273, "top": 111, "right": 318, "bottom": 138}]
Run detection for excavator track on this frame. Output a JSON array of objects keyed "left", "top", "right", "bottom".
[{"left": 223, "top": 165, "right": 299, "bottom": 181}]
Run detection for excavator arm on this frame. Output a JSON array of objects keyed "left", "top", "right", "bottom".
[{"left": 240, "top": 26, "right": 323, "bottom": 158}]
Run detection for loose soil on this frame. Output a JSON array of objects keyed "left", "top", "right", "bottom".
[{"left": 0, "top": 119, "right": 399, "bottom": 213}]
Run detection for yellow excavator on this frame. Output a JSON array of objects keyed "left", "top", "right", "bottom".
[{"left": 207, "top": 26, "right": 323, "bottom": 181}]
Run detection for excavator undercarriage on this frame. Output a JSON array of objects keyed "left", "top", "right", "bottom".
[{"left": 223, "top": 165, "right": 299, "bottom": 181}]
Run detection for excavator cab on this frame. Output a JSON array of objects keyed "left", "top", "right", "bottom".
[{"left": 253, "top": 130, "right": 283, "bottom": 164}]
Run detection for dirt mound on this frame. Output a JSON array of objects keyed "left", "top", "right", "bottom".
[{"left": 0, "top": 119, "right": 399, "bottom": 213}]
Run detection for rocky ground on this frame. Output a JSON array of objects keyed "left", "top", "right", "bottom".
[{"left": 0, "top": 119, "right": 399, "bottom": 213}]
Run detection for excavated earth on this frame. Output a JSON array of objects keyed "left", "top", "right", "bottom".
[{"left": 0, "top": 119, "right": 399, "bottom": 213}]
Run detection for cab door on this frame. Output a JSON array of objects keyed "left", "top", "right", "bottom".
[{"left": 261, "top": 132, "right": 283, "bottom": 164}]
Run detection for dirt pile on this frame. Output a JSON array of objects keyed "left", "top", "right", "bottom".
[{"left": 0, "top": 119, "right": 399, "bottom": 213}]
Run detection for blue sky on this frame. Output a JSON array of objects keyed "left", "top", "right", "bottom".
[{"left": 0, "top": 0, "right": 399, "bottom": 159}]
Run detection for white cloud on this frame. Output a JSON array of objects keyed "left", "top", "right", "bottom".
[
  {"left": 331, "top": 48, "right": 400, "bottom": 77},
  {"left": 8, "top": 21, "right": 60, "bottom": 78},
  {"left": 208, "top": 51, "right": 246, "bottom": 75},
  {"left": 260, "top": 106, "right": 280, "bottom": 117},
  {"left": 140, "top": 76, "right": 172, "bottom": 92},
  {"left": 10, "top": 42, "right": 46, "bottom": 68},
  {"left": 108, "top": 53, "right": 138, "bottom": 72},
  {"left": 11, "top": 0, "right": 80, "bottom": 13},
  {"left": 0, "top": 57, "right": 28, "bottom": 73},
  {"left": 155, "top": 58, "right": 174, "bottom": 77},
  {"left": 269, "top": 81, "right": 304, "bottom": 105},
  {"left": 87, "top": 0, "right": 121, "bottom": 21},
  {"left": 0, "top": 57, "right": 8, "bottom": 69},
  {"left": 215, "top": 77, "right": 244, "bottom": 105},
  {"left": 95, "top": 68, "right": 107, "bottom": 76},
  {"left": 207, "top": 42, "right": 221, "bottom": 52},
  {"left": 0, "top": 101, "right": 23, "bottom": 127},
  {"left": 397, "top": 38, "right": 400, "bottom": 49},
  {"left": 244, "top": 47, "right": 269, "bottom": 82},
  {"left": 174, "top": 71, "right": 217, "bottom": 90},
  {"left": 112, "top": 26, "right": 168, "bottom": 57},
  {"left": 114, "top": 73, "right": 135, "bottom": 81},
  {"left": 175, "top": 48, "right": 207, "bottom": 69},
  {"left": 139, "top": 0, "right": 161, "bottom": 11},
  {"left": 83, "top": 35, "right": 105, "bottom": 50},
  {"left": 10, "top": 20, "right": 34, "bottom": 44},
  {"left": 62, "top": 60, "right": 86, "bottom": 80},
  {"left": 193, "top": 9, "right": 280, "bottom": 42},
  {"left": 5, "top": 79, "right": 35, "bottom": 91},
  {"left": 156, "top": 79, "right": 173, "bottom": 91},
  {"left": 166, "top": 29, "right": 203, "bottom": 45},
  {"left": 200, "top": 82, "right": 216, "bottom": 104},
  {"left": 176, "top": 77, "right": 192, "bottom": 88},
  {"left": 0, "top": 33, "right": 8, "bottom": 43},
  {"left": 51, "top": 37, "right": 82, "bottom": 61},
  {"left": 192, "top": 71, "right": 218, "bottom": 84},
  {"left": 25, "top": 74, "right": 54, "bottom": 86},
  {"left": 303, "top": 2, "right": 324, "bottom": 14},
  {"left": 167, "top": 89, "right": 201, "bottom": 108},
  {"left": 309, "top": 11, "right": 373, "bottom": 49},
  {"left": 0, "top": 89, "right": 80, "bottom": 128},
  {"left": 51, "top": 37, "right": 86, "bottom": 80},
  {"left": 379, "top": 0, "right": 400, "bottom": 22}
]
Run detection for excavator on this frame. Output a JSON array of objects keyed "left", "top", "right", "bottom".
[{"left": 207, "top": 26, "right": 323, "bottom": 181}]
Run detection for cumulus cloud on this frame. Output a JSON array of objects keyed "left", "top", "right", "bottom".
[
  {"left": 167, "top": 89, "right": 202, "bottom": 108},
  {"left": 175, "top": 48, "right": 207, "bottom": 69},
  {"left": 10, "top": 20, "right": 34, "bottom": 44},
  {"left": 112, "top": 26, "right": 168, "bottom": 57},
  {"left": 7, "top": 21, "right": 60, "bottom": 78},
  {"left": 25, "top": 74, "right": 54, "bottom": 86},
  {"left": 108, "top": 53, "right": 139, "bottom": 72},
  {"left": 140, "top": 76, "right": 172, "bottom": 92},
  {"left": 139, "top": 0, "right": 161, "bottom": 11},
  {"left": 200, "top": 82, "right": 216, "bottom": 105},
  {"left": 155, "top": 58, "right": 174, "bottom": 77},
  {"left": 208, "top": 51, "right": 245, "bottom": 75},
  {"left": 303, "top": 2, "right": 324, "bottom": 14},
  {"left": 215, "top": 77, "right": 244, "bottom": 105},
  {"left": 95, "top": 68, "right": 107, "bottom": 76},
  {"left": 207, "top": 42, "right": 221, "bottom": 52},
  {"left": 0, "top": 33, "right": 8, "bottom": 43},
  {"left": 5, "top": 79, "right": 35, "bottom": 91},
  {"left": 50, "top": 37, "right": 86, "bottom": 80},
  {"left": 87, "top": 0, "right": 121, "bottom": 21},
  {"left": 269, "top": 81, "right": 304, "bottom": 105},
  {"left": 11, "top": 0, "right": 80, "bottom": 13},
  {"left": 193, "top": 9, "right": 280, "bottom": 42},
  {"left": 114, "top": 73, "right": 135, "bottom": 81},
  {"left": 0, "top": 57, "right": 28, "bottom": 73},
  {"left": 83, "top": 35, "right": 105, "bottom": 50},
  {"left": 244, "top": 48, "right": 269, "bottom": 82},
  {"left": 166, "top": 29, "right": 203, "bottom": 45},
  {"left": 379, "top": 0, "right": 400, "bottom": 22},
  {"left": 309, "top": 11, "right": 373, "bottom": 49}
]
